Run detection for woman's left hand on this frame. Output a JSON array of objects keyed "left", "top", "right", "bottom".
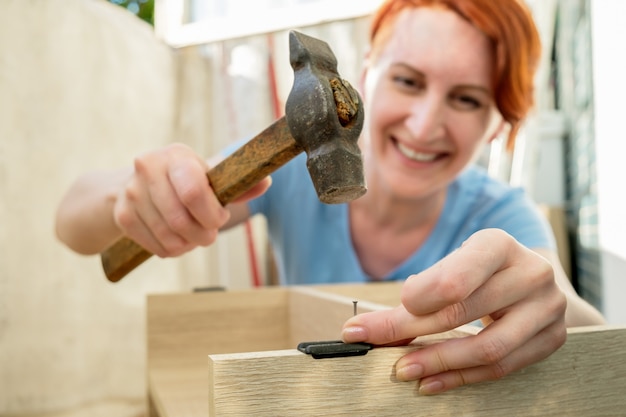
[{"left": 341, "top": 228, "right": 567, "bottom": 395}]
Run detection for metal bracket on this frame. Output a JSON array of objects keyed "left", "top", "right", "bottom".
[{"left": 297, "top": 340, "right": 372, "bottom": 359}]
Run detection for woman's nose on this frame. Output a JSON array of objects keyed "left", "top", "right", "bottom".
[{"left": 404, "top": 97, "right": 445, "bottom": 143}]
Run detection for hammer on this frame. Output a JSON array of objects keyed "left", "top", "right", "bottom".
[{"left": 101, "top": 31, "right": 366, "bottom": 282}]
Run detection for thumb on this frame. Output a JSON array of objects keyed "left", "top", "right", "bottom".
[{"left": 233, "top": 176, "right": 272, "bottom": 203}]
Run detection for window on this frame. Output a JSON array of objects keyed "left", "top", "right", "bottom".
[{"left": 156, "top": 0, "right": 382, "bottom": 47}]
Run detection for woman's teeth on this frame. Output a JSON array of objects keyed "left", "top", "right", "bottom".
[{"left": 397, "top": 142, "right": 438, "bottom": 162}]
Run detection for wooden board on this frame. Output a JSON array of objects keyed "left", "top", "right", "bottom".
[
  {"left": 208, "top": 325, "right": 626, "bottom": 416},
  {"left": 147, "top": 284, "right": 626, "bottom": 417},
  {"left": 146, "top": 284, "right": 391, "bottom": 416},
  {"left": 147, "top": 286, "right": 292, "bottom": 417},
  {"left": 309, "top": 281, "right": 404, "bottom": 307},
  {"left": 287, "top": 285, "right": 397, "bottom": 344}
]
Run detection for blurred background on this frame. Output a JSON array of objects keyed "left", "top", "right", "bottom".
[{"left": 0, "top": 0, "right": 624, "bottom": 415}]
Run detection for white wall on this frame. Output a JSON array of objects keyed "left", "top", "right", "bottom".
[
  {"left": 0, "top": 0, "right": 249, "bottom": 414},
  {"left": 590, "top": 0, "right": 626, "bottom": 324},
  {"left": 0, "top": 1, "right": 369, "bottom": 414}
]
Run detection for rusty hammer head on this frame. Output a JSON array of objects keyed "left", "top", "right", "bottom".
[{"left": 285, "top": 31, "right": 366, "bottom": 204}]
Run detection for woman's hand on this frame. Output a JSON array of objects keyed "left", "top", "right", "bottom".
[
  {"left": 341, "top": 228, "right": 567, "bottom": 395},
  {"left": 114, "top": 142, "right": 270, "bottom": 257}
]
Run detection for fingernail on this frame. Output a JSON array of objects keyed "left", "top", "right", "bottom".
[
  {"left": 419, "top": 379, "right": 444, "bottom": 395},
  {"left": 395, "top": 363, "right": 424, "bottom": 381},
  {"left": 341, "top": 326, "right": 367, "bottom": 342}
]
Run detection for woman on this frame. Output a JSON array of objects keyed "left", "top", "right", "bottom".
[{"left": 56, "top": 0, "right": 605, "bottom": 395}]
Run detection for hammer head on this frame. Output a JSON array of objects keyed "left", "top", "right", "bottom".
[{"left": 285, "top": 31, "right": 366, "bottom": 204}]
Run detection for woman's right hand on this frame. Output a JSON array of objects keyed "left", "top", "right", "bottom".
[{"left": 113, "top": 142, "right": 270, "bottom": 257}]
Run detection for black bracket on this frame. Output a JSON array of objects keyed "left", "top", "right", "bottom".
[{"left": 297, "top": 340, "right": 372, "bottom": 359}]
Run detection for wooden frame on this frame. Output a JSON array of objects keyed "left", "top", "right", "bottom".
[
  {"left": 154, "top": 0, "right": 381, "bottom": 47},
  {"left": 147, "top": 283, "right": 626, "bottom": 416}
]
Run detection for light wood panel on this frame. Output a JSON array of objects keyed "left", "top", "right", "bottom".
[
  {"left": 147, "top": 284, "right": 396, "bottom": 416},
  {"left": 209, "top": 325, "right": 626, "bottom": 416},
  {"left": 147, "top": 287, "right": 292, "bottom": 416},
  {"left": 287, "top": 286, "right": 396, "bottom": 345},
  {"left": 147, "top": 285, "right": 626, "bottom": 417},
  {"left": 147, "top": 287, "right": 290, "bottom": 369},
  {"left": 309, "top": 281, "right": 403, "bottom": 307}
]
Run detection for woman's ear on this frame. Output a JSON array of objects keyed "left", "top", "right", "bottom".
[{"left": 358, "top": 67, "right": 368, "bottom": 99}]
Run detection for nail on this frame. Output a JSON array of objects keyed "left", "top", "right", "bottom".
[
  {"left": 395, "top": 363, "right": 424, "bottom": 381},
  {"left": 353, "top": 300, "right": 358, "bottom": 316},
  {"left": 341, "top": 326, "right": 367, "bottom": 342},
  {"left": 419, "top": 379, "right": 445, "bottom": 395}
]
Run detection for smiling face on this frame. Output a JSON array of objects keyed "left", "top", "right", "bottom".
[{"left": 361, "top": 6, "right": 504, "bottom": 201}]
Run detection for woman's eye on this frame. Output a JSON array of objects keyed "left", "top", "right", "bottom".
[
  {"left": 451, "top": 94, "right": 483, "bottom": 110},
  {"left": 392, "top": 75, "right": 423, "bottom": 91}
]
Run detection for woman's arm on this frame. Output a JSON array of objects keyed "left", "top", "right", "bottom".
[
  {"left": 55, "top": 167, "right": 132, "bottom": 254},
  {"left": 533, "top": 248, "right": 606, "bottom": 326}
]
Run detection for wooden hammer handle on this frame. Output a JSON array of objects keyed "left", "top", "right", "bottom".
[{"left": 101, "top": 118, "right": 300, "bottom": 282}]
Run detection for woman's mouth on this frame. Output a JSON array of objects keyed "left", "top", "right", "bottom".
[{"left": 396, "top": 142, "right": 439, "bottom": 162}]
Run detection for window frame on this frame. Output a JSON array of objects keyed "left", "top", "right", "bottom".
[{"left": 154, "top": 0, "right": 382, "bottom": 47}]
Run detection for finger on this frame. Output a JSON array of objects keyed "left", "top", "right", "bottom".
[
  {"left": 342, "top": 261, "right": 538, "bottom": 345},
  {"left": 342, "top": 306, "right": 427, "bottom": 344},
  {"left": 147, "top": 181, "right": 218, "bottom": 253},
  {"left": 401, "top": 229, "right": 518, "bottom": 316},
  {"left": 131, "top": 156, "right": 201, "bottom": 255},
  {"left": 393, "top": 293, "right": 566, "bottom": 385},
  {"left": 113, "top": 187, "right": 176, "bottom": 256},
  {"left": 233, "top": 176, "right": 272, "bottom": 203},
  {"left": 168, "top": 160, "right": 230, "bottom": 234},
  {"left": 413, "top": 319, "right": 566, "bottom": 395}
]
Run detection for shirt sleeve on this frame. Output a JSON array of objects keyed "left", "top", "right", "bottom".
[{"left": 472, "top": 183, "right": 557, "bottom": 251}]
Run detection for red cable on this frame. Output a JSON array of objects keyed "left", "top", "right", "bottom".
[
  {"left": 221, "top": 43, "right": 263, "bottom": 287},
  {"left": 245, "top": 221, "right": 262, "bottom": 287},
  {"left": 267, "top": 34, "right": 284, "bottom": 119},
  {"left": 245, "top": 34, "right": 283, "bottom": 288}
]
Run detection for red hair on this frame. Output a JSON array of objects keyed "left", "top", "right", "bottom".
[{"left": 369, "top": 0, "right": 541, "bottom": 150}]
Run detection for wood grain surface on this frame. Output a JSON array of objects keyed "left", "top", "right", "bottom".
[
  {"left": 147, "top": 285, "right": 626, "bottom": 417},
  {"left": 209, "top": 325, "right": 626, "bottom": 416}
]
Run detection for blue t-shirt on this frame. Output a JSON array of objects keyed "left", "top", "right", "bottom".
[{"left": 248, "top": 153, "right": 555, "bottom": 285}]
